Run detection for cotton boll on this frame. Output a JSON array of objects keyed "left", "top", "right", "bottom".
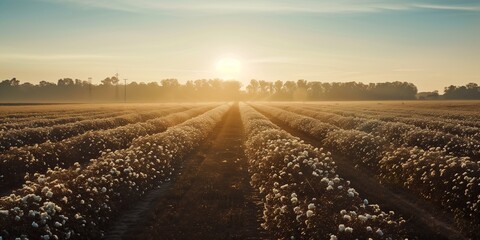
[
  {"left": 46, "top": 191, "right": 53, "bottom": 198},
  {"left": 306, "top": 210, "right": 314, "bottom": 218},
  {"left": 358, "top": 215, "right": 367, "bottom": 222}
]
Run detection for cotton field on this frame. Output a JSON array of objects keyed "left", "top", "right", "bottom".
[{"left": 0, "top": 101, "right": 478, "bottom": 239}]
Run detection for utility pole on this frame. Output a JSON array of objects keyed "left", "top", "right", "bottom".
[
  {"left": 88, "top": 77, "right": 92, "bottom": 102},
  {"left": 124, "top": 78, "right": 127, "bottom": 103}
]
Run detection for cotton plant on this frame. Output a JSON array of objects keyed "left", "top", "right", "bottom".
[
  {"left": 240, "top": 104, "right": 407, "bottom": 239},
  {"left": 0, "top": 104, "right": 230, "bottom": 240}
]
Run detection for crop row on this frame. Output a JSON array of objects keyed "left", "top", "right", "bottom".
[
  {"left": 303, "top": 105, "right": 480, "bottom": 141},
  {"left": 0, "top": 104, "right": 192, "bottom": 123},
  {"left": 0, "top": 107, "right": 135, "bottom": 123},
  {"left": 304, "top": 104, "right": 480, "bottom": 128},
  {"left": 275, "top": 104, "right": 480, "bottom": 160},
  {"left": 0, "top": 106, "right": 191, "bottom": 152},
  {"left": 0, "top": 105, "right": 216, "bottom": 192},
  {"left": 252, "top": 103, "right": 480, "bottom": 238},
  {"left": 0, "top": 104, "right": 230, "bottom": 240},
  {"left": 0, "top": 109, "right": 136, "bottom": 132},
  {"left": 320, "top": 103, "right": 480, "bottom": 122},
  {"left": 240, "top": 103, "right": 407, "bottom": 239}
]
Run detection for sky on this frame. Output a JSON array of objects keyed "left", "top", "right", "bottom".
[{"left": 0, "top": 0, "right": 479, "bottom": 92}]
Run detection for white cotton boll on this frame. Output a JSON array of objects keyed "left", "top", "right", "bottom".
[
  {"left": 347, "top": 191, "right": 354, "bottom": 197},
  {"left": 15, "top": 216, "right": 21, "bottom": 221},
  {"left": 101, "top": 187, "right": 107, "bottom": 193},
  {"left": 291, "top": 197, "right": 298, "bottom": 204},
  {"left": 46, "top": 191, "right": 53, "bottom": 198},
  {"left": 54, "top": 222, "right": 62, "bottom": 227},
  {"left": 338, "top": 224, "right": 345, "bottom": 232},
  {"left": 306, "top": 210, "right": 314, "bottom": 218},
  {"left": 308, "top": 203, "right": 315, "bottom": 210},
  {"left": 343, "top": 215, "right": 351, "bottom": 221},
  {"left": 326, "top": 185, "right": 334, "bottom": 191},
  {"left": 40, "top": 212, "right": 49, "bottom": 220},
  {"left": 366, "top": 226, "right": 372, "bottom": 231},
  {"left": 293, "top": 206, "right": 301, "bottom": 214},
  {"left": 291, "top": 193, "right": 297, "bottom": 198},
  {"left": 330, "top": 235, "right": 337, "bottom": 240},
  {"left": 364, "top": 199, "right": 369, "bottom": 205},
  {"left": 0, "top": 210, "right": 8, "bottom": 216},
  {"left": 345, "top": 227, "right": 353, "bottom": 233},
  {"left": 33, "top": 195, "right": 42, "bottom": 202},
  {"left": 32, "top": 221, "right": 39, "bottom": 228},
  {"left": 28, "top": 210, "right": 36, "bottom": 217},
  {"left": 358, "top": 215, "right": 367, "bottom": 222},
  {"left": 376, "top": 229, "right": 384, "bottom": 236}
]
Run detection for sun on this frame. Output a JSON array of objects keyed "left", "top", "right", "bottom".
[{"left": 215, "top": 57, "right": 242, "bottom": 80}]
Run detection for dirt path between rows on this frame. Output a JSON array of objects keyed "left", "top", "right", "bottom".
[
  {"left": 260, "top": 110, "right": 467, "bottom": 240},
  {"left": 104, "top": 104, "right": 268, "bottom": 240}
]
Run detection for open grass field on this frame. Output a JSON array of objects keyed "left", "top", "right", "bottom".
[{"left": 0, "top": 101, "right": 479, "bottom": 240}]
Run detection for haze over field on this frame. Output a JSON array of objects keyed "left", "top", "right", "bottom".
[{"left": 1, "top": 0, "right": 479, "bottom": 92}]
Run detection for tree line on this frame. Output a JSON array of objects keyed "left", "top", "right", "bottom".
[
  {"left": 443, "top": 83, "right": 480, "bottom": 100},
  {"left": 0, "top": 76, "right": 477, "bottom": 102}
]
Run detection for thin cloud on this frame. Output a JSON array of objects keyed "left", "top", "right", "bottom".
[
  {"left": 0, "top": 53, "right": 112, "bottom": 61},
  {"left": 39, "top": 0, "right": 480, "bottom": 13},
  {"left": 414, "top": 4, "right": 480, "bottom": 11}
]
